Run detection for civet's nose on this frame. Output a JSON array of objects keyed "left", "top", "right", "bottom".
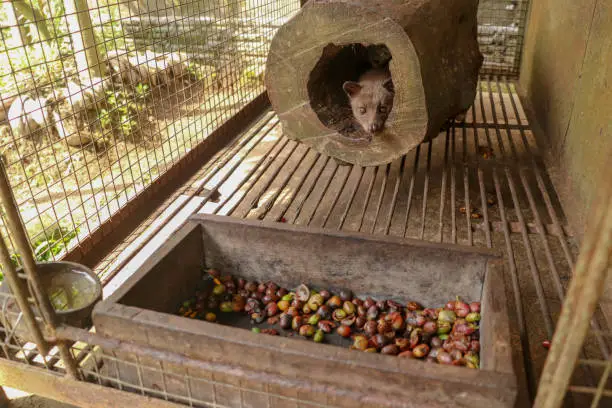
[{"left": 369, "top": 123, "right": 383, "bottom": 133}]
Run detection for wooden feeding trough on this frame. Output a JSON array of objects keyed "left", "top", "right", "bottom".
[
  {"left": 93, "top": 215, "right": 517, "bottom": 408},
  {"left": 265, "top": 0, "right": 483, "bottom": 166}
]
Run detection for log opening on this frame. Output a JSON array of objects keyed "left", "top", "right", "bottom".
[
  {"left": 307, "top": 43, "right": 393, "bottom": 141},
  {"left": 265, "top": 0, "right": 482, "bottom": 166}
]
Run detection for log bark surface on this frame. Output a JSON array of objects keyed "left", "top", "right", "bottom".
[{"left": 266, "top": 0, "right": 483, "bottom": 166}]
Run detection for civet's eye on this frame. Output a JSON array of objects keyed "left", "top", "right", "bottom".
[
  {"left": 359, "top": 107, "right": 366, "bottom": 114},
  {"left": 378, "top": 106, "right": 387, "bottom": 113}
]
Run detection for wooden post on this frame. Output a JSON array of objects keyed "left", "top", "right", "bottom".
[
  {"left": 533, "top": 156, "right": 612, "bottom": 408},
  {"left": 64, "top": 0, "right": 107, "bottom": 79}
]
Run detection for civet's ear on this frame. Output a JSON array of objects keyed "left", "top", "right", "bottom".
[
  {"left": 383, "top": 78, "right": 394, "bottom": 93},
  {"left": 343, "top": 81, "right": 362, "bottom": 97}
]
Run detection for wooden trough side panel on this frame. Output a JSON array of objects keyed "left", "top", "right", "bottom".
[
  {"left": 480, "top": 260, "right": 514, "bottom": 375},
  {"left": 94, "top": 216, "right": 516, "bottom": 408},
  {"left": 102, "top": 221, "right": 204, "bottom": 311},
  {"left": 194, "top": 214, "right": 493, "bottom": 305},
  {"left": 94, "top": 301, "right": 517, "bottom": 408}
]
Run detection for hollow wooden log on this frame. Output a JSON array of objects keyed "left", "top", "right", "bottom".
[{"left": 265, "top": 0, "right": 483, "bottom": 166}]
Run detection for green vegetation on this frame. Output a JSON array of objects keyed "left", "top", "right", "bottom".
[
  {"left": 0, "top": 222, "right": 79, "bottom": 282},
  {"left": 0, "top": 0, "right": 298, "bottom": 284},
  {"left": 98, "top": 82, "right": 150, "bottom": 140}
]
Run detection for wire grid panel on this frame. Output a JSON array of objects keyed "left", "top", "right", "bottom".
[
  {"left": 0, "top": 282, "right": 57, "bottom": 371},
  {"left": 477, "top": 0, "right": 529, "bottom": 76},
  {"left": 77, "top": 345, "right": 347, "bottom": 408},
  {"left": 0, "top": 0, "right": 526, "bottom": 274},
  {"left": 0, "top": 0, "right": 300, "bottom": 269}
]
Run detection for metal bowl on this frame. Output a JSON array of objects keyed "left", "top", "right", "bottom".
[{"left": 0, "top": 261, "right": 102, "bottom": 342}]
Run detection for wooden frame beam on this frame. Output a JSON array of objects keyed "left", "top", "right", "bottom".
[{"left": 0, "top": 358, "right": 183, "bottom": 408}]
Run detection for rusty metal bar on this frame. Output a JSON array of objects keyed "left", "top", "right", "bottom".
[
  {"left": 419, "top": 142, "right": 432, "bottom": 239},
  {"left": 480, "top": 221, "right": 573, "bottom": 237},
  {"left": 437, "top": 130, "right": 449, "bottom": 242},
  {"left": 449, "top": 127, "right": 457, "bottom": 244},
  {"left": 402, "top": 145, "right": 420, "bottom": 238},
  {"left": 0, "top": 234, "right": 48, "bottom": 356},
  {"left": 0, "top": 355, "right": 183, "bottom": 408},
  {"left": 472, "top": 118, "right": 493, "bottom": 249},
  {"left": 461, "top": 126, "right": 474, "bottom": 246},
  {"left": 503, "top": 81, "right": 575, "bottom": 265},
  {"left": 486, "top": 80, "right": 602, "bottom": 396},
  {"left": 568, "top": 386, "right": 612, "bottom": 398},
  {"left": 0, "top": 164, "right": 56, "bottom": 327},
  {"left": 0, "top": 162, "right": 81, "bottom": 379},
  {"left": 496, "top": 80, "right": 610, "bottom": 363},
  {"left": 590, "top": 360, "right": 612, "bottom": 408}
]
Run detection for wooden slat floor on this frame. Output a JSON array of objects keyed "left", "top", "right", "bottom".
[{"left": 94, "top": 78, "right": 610, "bottom": 406}]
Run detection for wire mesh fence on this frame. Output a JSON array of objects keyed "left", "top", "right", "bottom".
[
  {"left": 478, "top": 0, "right": 529, "bottom": 76},
  {"left": 79, "top": 342, "right": 344, "bottom": 408},
  {"left": 0, "top": 0, "right": 300, "bottom": 272},
  {"left": 0, "top": 0, "right": 528, "bottom": 280}
]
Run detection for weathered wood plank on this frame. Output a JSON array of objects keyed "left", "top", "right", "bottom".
[
  {"left": 280, "top": 154, "right": 330, "bottom": 223},
  {"left": 246, "top": 143, "right": 310, "bottom": 220},
  {"left": 293, "top": 159, "right": 338, "bottom": 225},
  {"left": 308, "top": 164, "right": 352, "bottom": 228},
  {"left": 323, "top": 165, "right": 365, "bottom": 230},
  {"left": 230, "top": 140, "right": 299, "bottom": 218},
  {"left": 340, "top": 166, "right": 377, "bottom": 232},
  {"left": 262, "top": 149, "right": 321, "bottom": 222}
]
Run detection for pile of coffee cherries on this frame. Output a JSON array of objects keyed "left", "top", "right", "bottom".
[{"left": 177, "top": 269, "right": 481, "bottom": 368}]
